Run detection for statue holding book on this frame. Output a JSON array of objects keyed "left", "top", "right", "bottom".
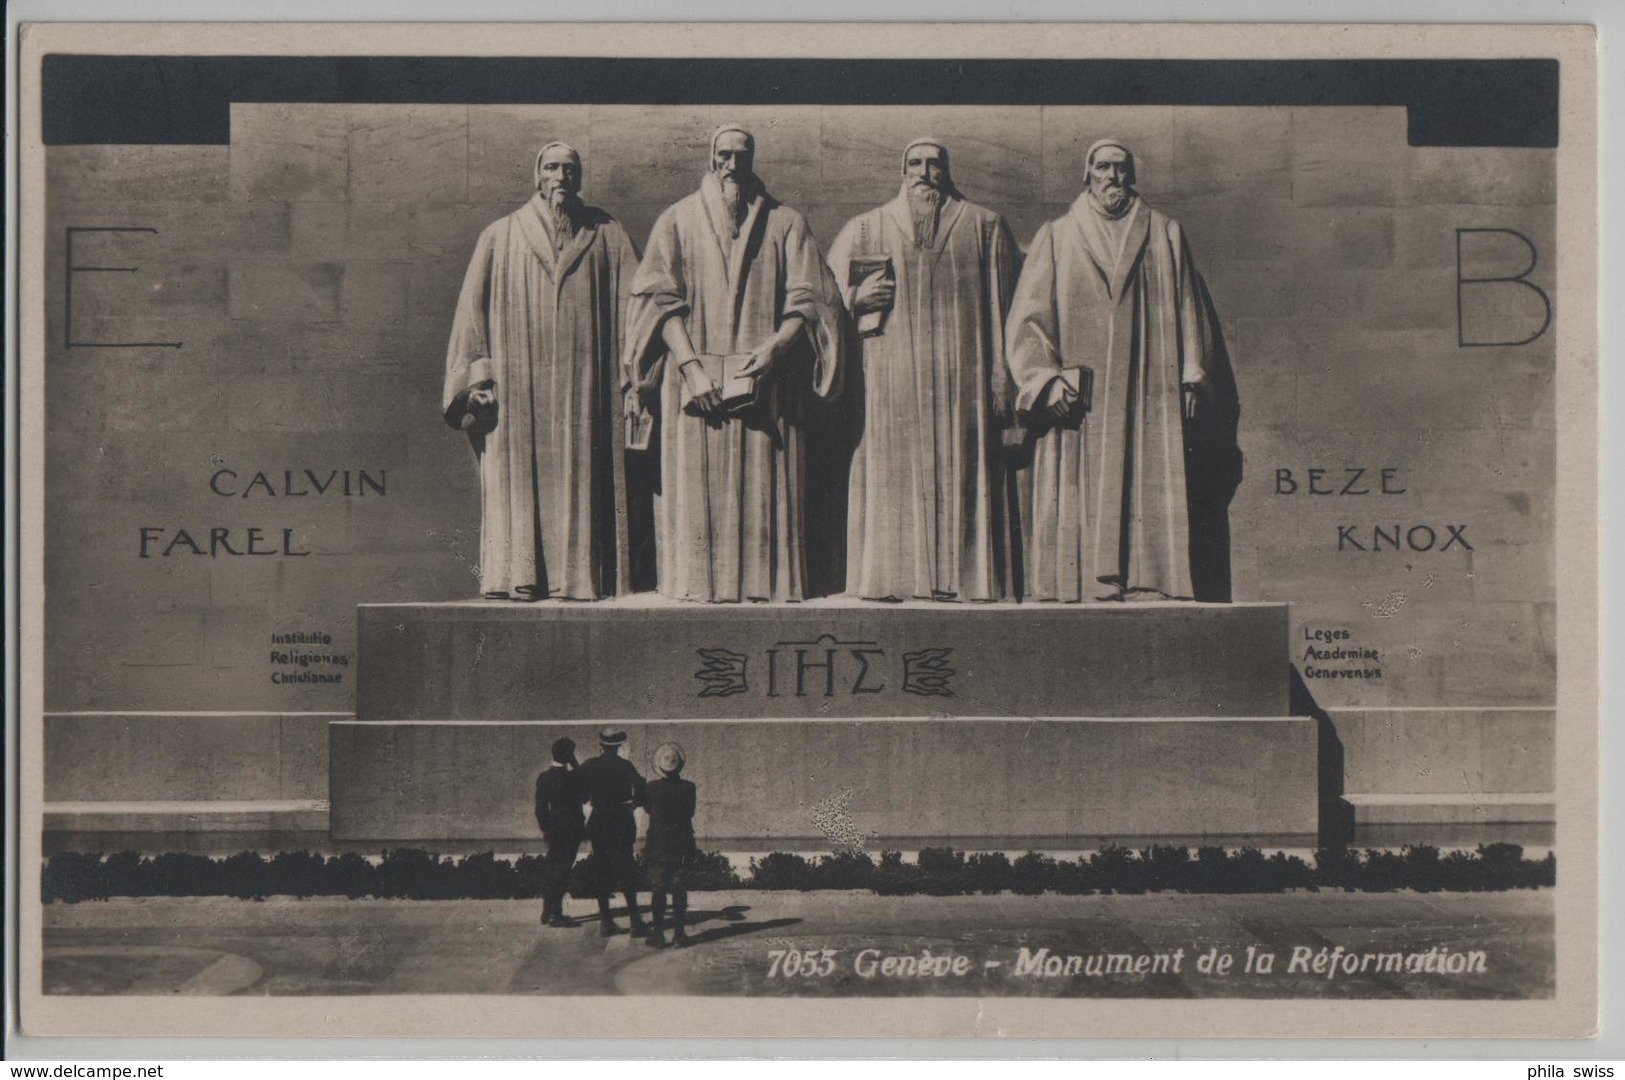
[
  {"left": 623, "top": 125, "right": 847, "bottom": 603},
  {"left": 1005, "top": 139, "right": 1240, "bottom": 602},
  {"left": 826, "top": 138, "right": 1023, "bottom": 601}
]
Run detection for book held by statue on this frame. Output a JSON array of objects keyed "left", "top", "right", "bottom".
[
  {"left": 848, "top": 256, "right": 895, "bottom": 337},
  {"left": 680, "top": 353, "right": 760, "bottom": 416}
]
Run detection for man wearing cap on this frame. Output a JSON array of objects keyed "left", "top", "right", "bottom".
[
  {"left": 574, "top": 727, "right": 649, "bottom": 936},
  {"left": 644, "top": 742, "right": 698, "bottom": 948},
  {"left": 1006, "top": 139, "right": 1240, "bottom": 602},
  {"left": 623, "top": 125, "right": 847, "bottom": 602},
  {"left": 827, "top": 139, "right": 1022, "bottom": 601},
  {"left": 444, "top": 141, "right": 642, "bottom": 601},
  {"left": 533, "top": 737, "right": 584, "bottom": 927}
]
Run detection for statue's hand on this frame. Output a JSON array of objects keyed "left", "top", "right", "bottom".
[
  {"left": 737, "top": 342, "right": 779, "bottom": 380},
  {"left": 458, "top": 382, "right": 499, "bottom": 433},
  {"left": 851, "top": 269, "right": 896, "bottom": 317},
  {"left": 1044, "top": 377, "right": 1075, "bottom": 421},
  {"left": 680, "top": 359, "right": 723, "bottom": 416},
  {"left": 740, "top": 316, "right": 804, "bottom": 380},
  {"left": 1182, "top": 381, "right": 1204, "bottom": 421}
]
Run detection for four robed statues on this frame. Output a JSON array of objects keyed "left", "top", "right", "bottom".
[{"left": 446, "top": 129, "right": 1240, "bottom": 604}]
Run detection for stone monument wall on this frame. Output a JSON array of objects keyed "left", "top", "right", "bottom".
[{"left": 42, "top": 102, "right": 1557, "bottom": 831}]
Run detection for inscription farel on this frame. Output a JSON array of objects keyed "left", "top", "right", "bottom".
[{"left": 139, "top": 526, "right": 310, "bottom": 558}]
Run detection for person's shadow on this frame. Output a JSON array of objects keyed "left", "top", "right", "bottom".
[
  {"left": 609, "top": 903, "right": 802, "bottom": 946},
  {"left": 685, "top": 916, "right": 802, "bottom": 946}
]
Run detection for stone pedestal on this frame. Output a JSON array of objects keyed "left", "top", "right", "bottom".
[
  {"left": 332, "top": 600, "right": 1315, "bottom": 845},
  {"left": 356, "top": 600, "right": 1291, "bottom": 721},
  {"left": 330, "top": 716, "right": 1318, "bottom": 844}
]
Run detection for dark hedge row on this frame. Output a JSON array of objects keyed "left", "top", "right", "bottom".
[
  {"left": 744, "top": 844, "right": 1553, "bottom": 895},
  {"left": 40, "top": 843, "right": 1553, "bottom": 903}
]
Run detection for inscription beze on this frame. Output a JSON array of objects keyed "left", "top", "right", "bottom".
[{"left": 692, "top": 635, "right": 956, "bottom": 699}]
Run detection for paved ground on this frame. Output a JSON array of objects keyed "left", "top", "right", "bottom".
[{"left": 41, "top": 889, "right": 1553, "bottom": 999}]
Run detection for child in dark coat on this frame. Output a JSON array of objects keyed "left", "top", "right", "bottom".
[
  {"left": 533, "top": 736, "right": 583, "bottom": 927},
  {"left": 644, "top": 742, "right": 697, "bottom": 948}
]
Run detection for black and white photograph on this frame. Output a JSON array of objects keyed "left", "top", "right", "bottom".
[{"left": 10, "top": 20, "right": 1601, "bottom": 1041}]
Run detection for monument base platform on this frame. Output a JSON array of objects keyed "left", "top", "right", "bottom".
[{"left": 329, "top": 717, "right": 1319, "bottom": 844}]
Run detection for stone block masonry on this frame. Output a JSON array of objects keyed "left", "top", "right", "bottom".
[
  {"left": 43, "top": 103, "right": 1555, "bottom": 716},
  {"left": 40, "top": 101, "right": 1556, "bottom": 847},
  {"left": 356, "top": 602, "right": 1291, "bottom": 722},
  {"left": 329, "top": 716, "right": 1320, "bottom": 843}
]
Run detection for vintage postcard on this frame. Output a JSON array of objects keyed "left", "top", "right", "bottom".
[{"left": 12, "top": 21, "right": 1599, "bottom": 1040}]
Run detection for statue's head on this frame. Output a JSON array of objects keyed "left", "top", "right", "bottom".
[
  {"left": 534, "top": 142, "right": 583, "bottom": 206},
  {"left": 710, "top": 125, "right": 756, "bottom": 183},
  {"left": 902, "top": 139, "right": 952, "bottom": 198},
  {"left": 1085, "top": 139, "right": 1136, "bottom": 215}
]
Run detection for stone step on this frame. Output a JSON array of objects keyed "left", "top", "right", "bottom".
[
  {"left": 1323, "top": 707, "right": 1555, "bottom": 802},
  {"left": 357, "top": 600, "right": 1291, "bottom": 721},
  {"left": 329, "top": 717, "right": 1318, "bottom": 844},
  {"left": 1343, "top": 792, "right": 1555, "bottom": 825},
  {"left": 43, "top": 799, "right": 331, "bottom": 834},
  {"left": 44, "top": 712, "right": 334, "bottom": 804}
]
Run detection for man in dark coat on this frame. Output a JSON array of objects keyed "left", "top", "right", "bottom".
[
  {"left": 533, "top": 736, "right": 584, "bottom": 927},
  {"left": 644, "top": 741, "right": 698, "bottom": 949},
  {"left": 575, "top": 727, "right": 648, "bottom": 936}
]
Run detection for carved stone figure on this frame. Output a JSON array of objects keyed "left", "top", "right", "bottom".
[
  {"left": 827, "top": 139, "right": 1021, "bottom": 601},
  {"left": 623, "top": 125, "right": 846, "bottom": 603},
  {"left": 1006, "top": 139, "right": 1240, "bottom": 602},
  {"left": 443, "top": 142, "right": 642, "bottom": 600}
]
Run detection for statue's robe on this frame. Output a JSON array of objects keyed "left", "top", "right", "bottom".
[
  {"left": 827, "top": 192, "right": 1020, "bottom": 601},
  {"left": 1006, "top": 195, "right": 1237, "bottom": 602},
  {"left": 624, "top": 174, "right": 845, "bottom": 603},
  {"left": 443, "top": 195, "right": 640, "bottom": 600}
]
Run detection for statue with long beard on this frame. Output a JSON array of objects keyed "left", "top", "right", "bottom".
[
  {"left": 623, "top": 125, "right": 847, "bottom": 603},
  {"left": 1005, "top": 139, "right": 1241, "bottom": 603},
  {"left": 443, "top": 142, "right": 642, "bottom": 600},
  {"left": 826, "top": 139, "right": 1022, "bottom": 602}
]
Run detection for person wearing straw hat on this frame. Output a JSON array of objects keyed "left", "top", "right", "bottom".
[
  {"left": 643, "top": 741, "right": 699, "bottom": 948},
  {"left": 443, "top": 141, "right": 643, "bottom": 602},
  {"left": 575, "top": 726, "right": 649, "bottom": 936}
]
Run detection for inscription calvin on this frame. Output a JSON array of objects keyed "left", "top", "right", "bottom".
[{"left": 692, "top": 635, "right": 956, "bottom": 699}]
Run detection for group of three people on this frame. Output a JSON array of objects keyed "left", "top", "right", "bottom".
[
  {"left": 533, "top": 729, "right": 699, "bottom": 948},
  {"left": 444, "top": 125, "right": 1239, "bottom": 606}
]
